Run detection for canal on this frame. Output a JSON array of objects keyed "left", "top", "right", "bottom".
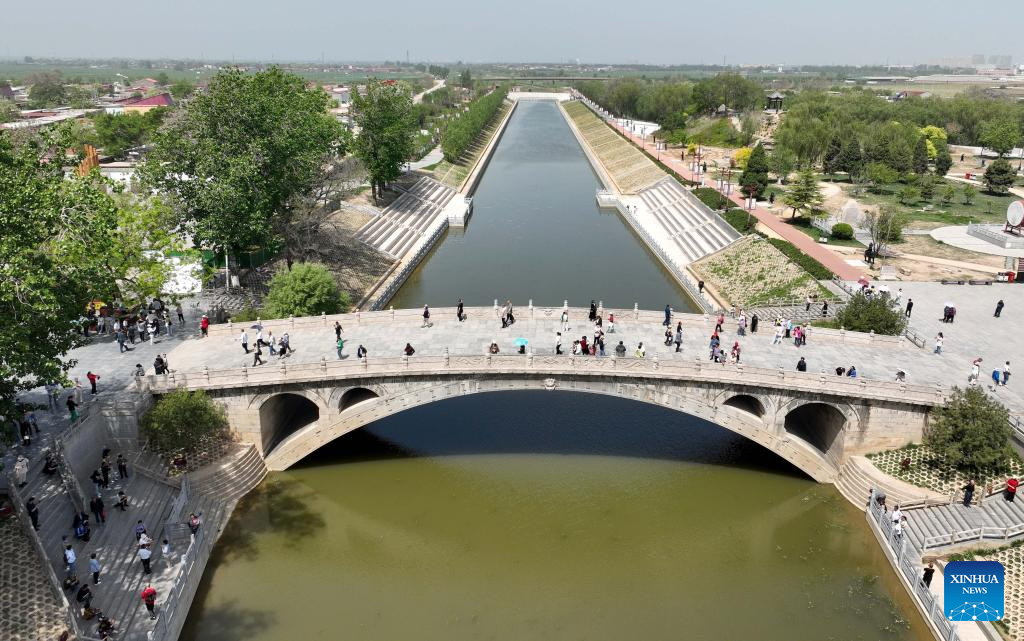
[
  {"left": 182, "top": 392, "right": 931, "bottom": 641},
  {"left": 389, "top": 99, "right": 694, "bottom": 311},
  {"left": 180, "top": 98, "right": 932, "bottom": 641}
]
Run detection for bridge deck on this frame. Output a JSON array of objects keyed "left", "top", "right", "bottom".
[{"left": 140, "top": 298, "right": 1024, "bottom": 415}]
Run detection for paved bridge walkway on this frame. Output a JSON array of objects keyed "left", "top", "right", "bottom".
[{"left": 152, "top": 300, "right": 1024, "bottom": 415}]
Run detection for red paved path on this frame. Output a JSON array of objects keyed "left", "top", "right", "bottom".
[{"left": 604, "top": 115, "right": 864, "bottom": 280}]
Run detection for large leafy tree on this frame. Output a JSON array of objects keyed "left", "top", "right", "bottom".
[
  {"left": 912, "top": 135, "right": 930, "bottom": 174},
  {"left": 92, "top": 108, "right": 168, "bottom": 158},
  {"left": 0, "top": 128, "right": 178, "bottom": 415},
  {"left": 981, "top": 117, "right": 1021, "bottom": 157},
  {"left": 349, "top": 80, "right": 416, "bottom": 202},
  {"left": 141, "top": 67, "right": 344, "bottom": 254},
  {"left": 836, "top": 136, "right": 864, "bottom": 179},
  {"left": 925, "top": 386, "right": 1012, "bottom": 476}
]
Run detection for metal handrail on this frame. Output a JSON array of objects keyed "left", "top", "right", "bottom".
[{"left": 867, "top": 492, "right": 962, "bottom": 641}]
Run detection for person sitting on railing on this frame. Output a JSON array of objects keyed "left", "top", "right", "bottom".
[
  {"left": 189, "top": 512, "right": 202, "bottom": 536},
  {"left": 116, "top": 491, "right": 129, "bottom": 511},
  {"left": 846, "top": 366, "right": 857, "bottom": 378},
  {"left": 488, "top": 342, "right": 500, "bottom": 355},
  {"left": 172, "top": 453, "right": 188, "bottom": 470},
  {"left": 404, "top": 343, "right": 416, "bottom": 357}
]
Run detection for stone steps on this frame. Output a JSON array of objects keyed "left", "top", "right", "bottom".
[{"left": 191, "top": 443, "right": 267, "bottom": 506}]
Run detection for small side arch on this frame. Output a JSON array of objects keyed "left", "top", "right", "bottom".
[
  {"left": 722, "top": 394, "right": 766, "bottom": 419},
  {"left": 339, "top": 387, "right": 380, "bottom": 413}
]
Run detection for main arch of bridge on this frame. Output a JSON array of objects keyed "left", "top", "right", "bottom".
[{"left": 211, "top": 374, "right": 929, "bottom": 484}]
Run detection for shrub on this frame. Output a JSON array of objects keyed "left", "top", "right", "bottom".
[
  {"left": 765, "top": 238, "right": 833, "bottom": 279},
  {"left": 831, "top": 223, "right": 854, "bottom": 240},
  {"left": 834, "top": 292, "right": 907, "bottom": 335},
  {"left": 722, "top": 208, "right": 756, "bottom": 233},
  {"left": 693, "top": 187, "right": 730, "bottom": 210},
  {"left": 263, "top": 263, "right": 348, "bottom": 318},
  {"left": 925, "top": 386, "right": 1013, "bottom": 476},
  {"left": 142, "top": 390, "right": 227, "bottom": 453}
]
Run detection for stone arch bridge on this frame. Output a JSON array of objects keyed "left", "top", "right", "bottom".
[{"left": 146, "top": 310, "right": 946, "bottom": 483}]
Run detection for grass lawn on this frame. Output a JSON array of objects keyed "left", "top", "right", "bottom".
[
  {"left": 784, "top": 216, "right": 864, "bottom": 247},
  {"left": 841, "top": 178, "right": 1016, "bottom": 226},
  {"left": 419, "top": 162, "right": 441, "bottom": 171}
]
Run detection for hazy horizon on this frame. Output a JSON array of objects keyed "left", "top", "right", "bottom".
[{"left": 4, "top": 0, "right": 1023, "bottom": 67}]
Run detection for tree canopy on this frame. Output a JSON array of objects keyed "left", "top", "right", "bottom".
[
  {"left": 984, "top": 158, "right": 1016, "bottom": 194},
  {"left": 141, "top": 389, "right": 228, "bottom": 454},
  {"left": 834, "top": 292, "right": 908, "bottom": 336},
  {"left": 141, "top": 67, "right": 344, "bottom": 253},
  {"left": 0, "top": 128, "right": 179, "bottom": 416},
  {"left": 263, "top": 262, "right": 349, "bottom": 317},
  {"left": 92, "top": 108, "right": 168, "bottom": 158},
  {"left": 738, "top": 143, "right": 769, "bottom": 198},
  {"left": 925, "top": 386, "right": 1013, "bottom": 476},
  {"left": 348, "top": 79, "right": 416, "bottom": 202},
  {"left": 783, "top": 169, "right": 824, "bottom": 218}
]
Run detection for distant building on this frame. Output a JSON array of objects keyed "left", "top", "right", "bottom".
[{"left": 123, "top": 92, "right": 174, "bottom": 114}]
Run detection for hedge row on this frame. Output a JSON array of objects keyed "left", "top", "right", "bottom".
[
  {"left": 441, "top": 86, "right": 509, "bottom": 163},
  {"left": 765, "top": 238, "right": 834, "bottom": 279},
  {"left": 692, "top": 187, "right": 730, "bottom": 210},
  {"left": 722, "top": 208, "right": 756, "bottom": 233}
]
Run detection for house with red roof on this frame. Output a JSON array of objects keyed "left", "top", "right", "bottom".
[{"left": 118, "top": 92, "right": 174, "bottom": 115}]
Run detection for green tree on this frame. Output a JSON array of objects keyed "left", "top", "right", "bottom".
[
  {"left": 349, "top": 79, "right": 416, "bottom": 202},
  {"left": 940, "top": 183, "right": 956, "bottom": 204},
  {"left": 459, "top": 68, "right": 472, "bottom": 89},
  {"left": 836, "top": 137, "right": 864, "bottom": 179},
  {"left": 822, "top": 135, "right": 843, "bottom": 175},
  {"left": 0, "top": 127, "right": 176, "bottom": 416},
  {"left": 912, "top": 135, "right": 929, "bottom": 174},
  {"left": 263, "top": 262, "right": 348, "bottom": 317},
  {"left": 981, "top": 118, "right": 1021, "bottom": 157},
  {"left": 27, "top": 71, "right": 66, "bottom": 108},
  {"left": 142, "top": 67, "right": 343, "bottom": 255},
  {"left": 169, "top": 79, "right": 195, "bottom": 99},
  {"left": 834, "top": 292, "right": 908, "bottom": 335},
  {"left": 783, "top": 168, "right": 824, "bottom": 218},
  {"left": 155, "top": 71, "right": 170, "bottom": 86},
  {"left": 897, "top": 185, "right": 920, "bottom": 205},
  {"left": 934, "top": 144, "right": 953, "bottom": 176},
  {"left": 769, "top": 146, "right": 796, "bottom": 184},
  {"left": 738, "top": 143, "right": 769, "bottom": 198},
  {"left": 983, "top": 157, "right": 1016, "bottom": 194},
  {"left": 92, "top": 108, "right": 168, "bottom": 157},
  {"left": 865, "top": 162, "right": 898, "bottom": 191},
  {"left": 141, "top": 390, "right": 228, "bottom": 454},
  {"left": 925, "top": 386, "right": 1013, "bottom": 476},
  {"left": 962, "top": 184, "right": 977, "bottom": 205},
  {"left": 919, "top": 176, "right": 936, "bottom": 201},
  {"left": 0, "top": 99, "right": 18, "bottom": 124}
]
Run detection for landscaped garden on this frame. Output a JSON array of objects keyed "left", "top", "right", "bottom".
[
  {"left": 691, "top": 236, "right": 831, "bottom": 307},
  {"left": 841, "top": 177, "right": 1017, "bottom": 227}
]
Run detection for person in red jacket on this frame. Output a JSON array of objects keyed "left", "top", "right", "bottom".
[
  {"left": 1007, "top": 478, "right": 1019, "bottom": 502},
  {"left": 141, "top": 584, "right": 157, "bottom": 620},
  {"left": 200, "top": 315, "right": 209, "bottom": 337},
  {"left": 86, "top": 371, "right": 100, "bottom": 395}
]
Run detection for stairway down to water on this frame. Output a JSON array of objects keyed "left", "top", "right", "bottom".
[
  {"left": 636, "top": 177, "right": 741, "bottom": 263},
  {"left": 355, "top": 177, "right": 457, "bottom": 260}
]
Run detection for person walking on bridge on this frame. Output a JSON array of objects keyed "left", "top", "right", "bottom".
[
  {"left": 589, "top": 300, "right": 598, "bottom": 322},
  {"left": 334, "top": 321, "right": 343, "bottom": 341},
  {"left": 796, "top": 357, "right": 807, "bottom": 372},
  {"left": 239, "top": 329, "right": 249, "bottom": 354},
  {"left": 663, "top": 304, "right": 672, "bottom": 327},
  {"left": 555, "top": 332, "right": 563, "bottom": 355},
  {"left": 995, "top": 299, "right": 1005, "bottom": 318},
  {"left": 336, "top": 337, "right": 345, "bottom": 360},
  {"left": 422, "top": 305, "right": 432, "bottom": 328},
  {"left": 457, "top": 298, "right": 465, "bottom": 322},
  {"left": 252, "top": 343, "right": 264, "bottom": 366},
  {"left": 141, "top": 584, "right": 158, "bottom": 620}
]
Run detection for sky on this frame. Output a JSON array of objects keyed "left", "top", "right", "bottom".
[{"left": 4, "top": 0, "right": 1023, "bottom": 66}]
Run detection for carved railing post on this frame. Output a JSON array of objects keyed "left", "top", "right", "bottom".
[
  {"left": 356, "top": 311, "right": 361, "bottom": 325},
  {"left": 652, "top": 354, "right": 659, "bottom": 370},
  {"left": 242, "top": 366, "right": 248, "bottom": 382},
  {"left": 402, "top": 354, "right": 409, "bottom": 368},
  {"left": 778, "top": 367, "right": 785, "bottom": 380},
  {"left": 322, "top": 312, "right": 327, "bottom": 326},
  {"left": 203, "top": 366, "right": 209, "bottom": 383},
  {"left": 289, "top": 315, "right": 295, "bottom": 328},
  {"left": 391, "top": 306, "right": 395, "bottom": 321},
  {"left": 444, "top": 347, "right": 450, "bottom": 368},
  {"left": 528, "top": 350, "right": 534, "bottom": 367},
  {"left": 598, "top": 301, "right": 604, "bottom": 317},
  {"left": 529, "top": 299, "right": 534, "bottom": 319},
  {"left": 280, "top": 361, "right": 287, "bottom": 378},
  {"left": 227, "top": 319, "right": 233, "bottom": 332},
  {"left": 634, "top": 303, "right": 639, "bottom": 320},
  {"left": 320, "top": 356, "right": 327, "bottom": 374}
]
